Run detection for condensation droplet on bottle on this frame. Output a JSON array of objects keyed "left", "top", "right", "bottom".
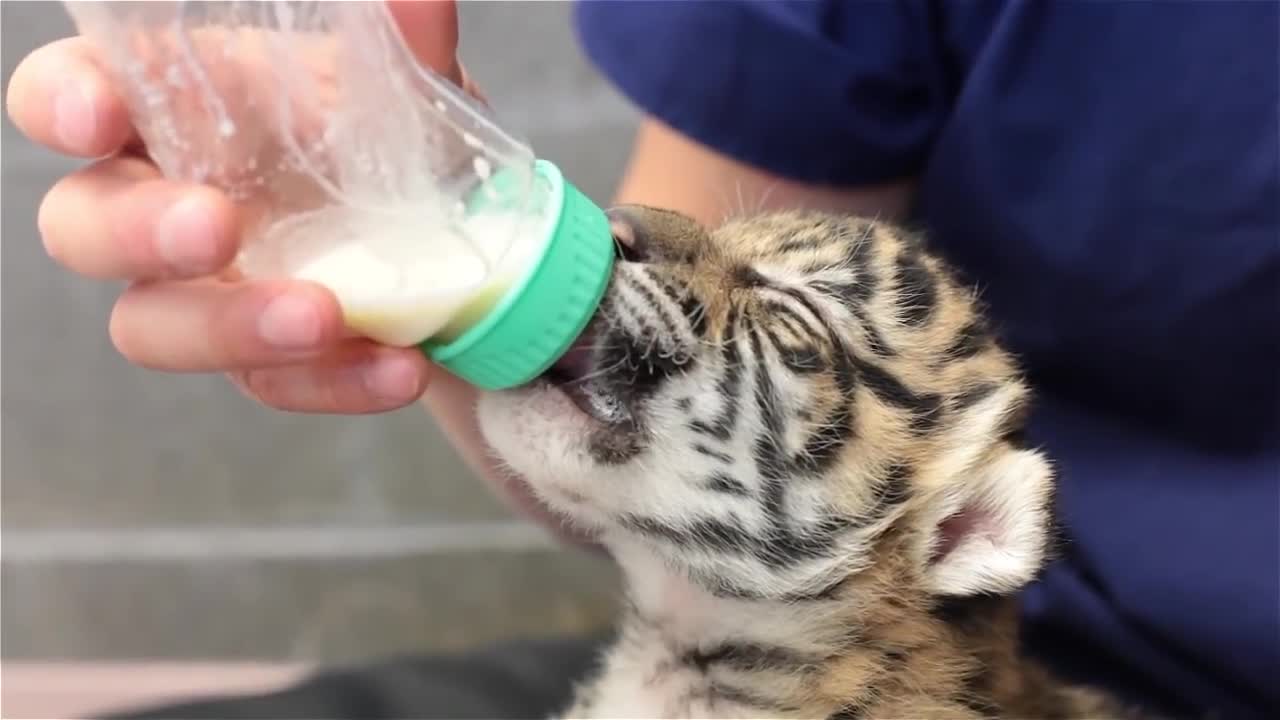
[
  {"left": 462, "top": 132, "right": 482, "bottom": 150},
  {"left": 165, "top": 64, "right": 186, "bottom": 88},
  {"left": 218, "top": 117, "right": 235, "bottom": 137},
  {"left": 472, "top": 156, "right": 492, "bottom": 181},
  {"left": 142, "top": 86, "right": 165, "bottom": 108},
  {"left": 433, "top": 99, "right": 447, "bottom": 113}
]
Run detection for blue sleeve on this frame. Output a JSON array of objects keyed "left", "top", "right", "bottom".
[{"left": 571, "top": 0, "right": 951, "bottom": 186}]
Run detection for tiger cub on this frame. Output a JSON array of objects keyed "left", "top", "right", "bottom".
[{"left": 478, "top": 206, "right": 1141, "bottom": 719}]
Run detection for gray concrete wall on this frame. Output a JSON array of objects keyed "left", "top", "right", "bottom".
[{"left": 1, "top": 1, "right": 638, "bottom": 663}]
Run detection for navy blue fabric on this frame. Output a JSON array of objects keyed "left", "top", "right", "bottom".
[{"left": 574, "top": 1, "right": 1280, "bottom": 718}]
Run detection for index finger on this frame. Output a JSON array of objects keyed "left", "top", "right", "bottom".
[
  {"left": 386, "top": 0, "right": 463, "bottom": 83},
  {"left": 5, "top": 36, "right": 139, "bottom": 158}
]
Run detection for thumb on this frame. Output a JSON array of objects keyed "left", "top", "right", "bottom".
[{"left": 386, "top": 0, "right": 463, "bottom": 84}]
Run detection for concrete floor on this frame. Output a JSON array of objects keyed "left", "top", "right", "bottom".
[{"left": 1, "top": 0, "right": 636, "bottom": 665}]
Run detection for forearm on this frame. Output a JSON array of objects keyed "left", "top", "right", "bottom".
[{"left": 612, "top": 118, "right": 917, "bottom": 226}]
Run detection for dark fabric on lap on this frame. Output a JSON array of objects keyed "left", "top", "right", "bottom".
[{"left": 103, "top": 633, "right": 608, "bottom": 720}]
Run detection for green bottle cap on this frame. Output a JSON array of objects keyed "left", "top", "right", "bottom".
[{"left": 421, "top": 160, "right": 614, "bottom": 390}]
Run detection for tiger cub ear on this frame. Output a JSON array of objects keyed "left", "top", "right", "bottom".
[{"left": 924, "top": 446, "right": 1056, "bottom": 596}]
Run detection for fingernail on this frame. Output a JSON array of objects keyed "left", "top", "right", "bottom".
[
  {"left": 54, "top": 78, "right": 97, "bottom": 150},
  {"left": 363, "top": 353, "right": 424, "bottom": 404},
  {"left": 156, "top": 196, "right": 221, "bottom": 274},
  {"left": 257, "top": 294, "right": 323, "bottom": 350}
]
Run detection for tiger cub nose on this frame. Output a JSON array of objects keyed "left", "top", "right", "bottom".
[
  {"left": 605, "top": 205, "right": 706, "bottom": 264},
  {"left": 606, "top": 206, "right": 648, "bottom": 262}
]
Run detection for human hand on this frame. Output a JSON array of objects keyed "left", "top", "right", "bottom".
[{"left": 5, "top": 0, "right": 484, "bottom": 414}]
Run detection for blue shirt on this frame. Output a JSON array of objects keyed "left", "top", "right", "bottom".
[{"left": 573, "top": 1, "right": 1279, "bottom": 718}]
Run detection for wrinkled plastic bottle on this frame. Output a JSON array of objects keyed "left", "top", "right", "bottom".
[{"left": 63, "top": 0, "right": 613, "bottom": 389}]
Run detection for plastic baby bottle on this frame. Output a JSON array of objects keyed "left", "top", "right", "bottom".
[{"left": 62, "top": 0, "right": 614, "bottom": 390}]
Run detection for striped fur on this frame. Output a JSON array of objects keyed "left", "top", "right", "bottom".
[{"left": 477, "top": 207, "right": 1141, "bottom": 719}]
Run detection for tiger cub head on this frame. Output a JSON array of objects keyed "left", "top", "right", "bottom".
[{"left": 478, "top": 205, "right": 1055, "bottom": 605}]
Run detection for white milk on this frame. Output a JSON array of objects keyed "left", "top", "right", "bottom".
[{"left": 241, "top": 201, "right": 549, "bottom": 348}]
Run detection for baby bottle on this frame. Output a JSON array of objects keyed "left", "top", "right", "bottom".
[{"left": 62, "top": 0, "right": 614, "bottom": 390}]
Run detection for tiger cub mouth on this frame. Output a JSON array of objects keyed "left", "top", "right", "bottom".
[{"left": 537, "top": 319, "right": 635, "bottom": 426}]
